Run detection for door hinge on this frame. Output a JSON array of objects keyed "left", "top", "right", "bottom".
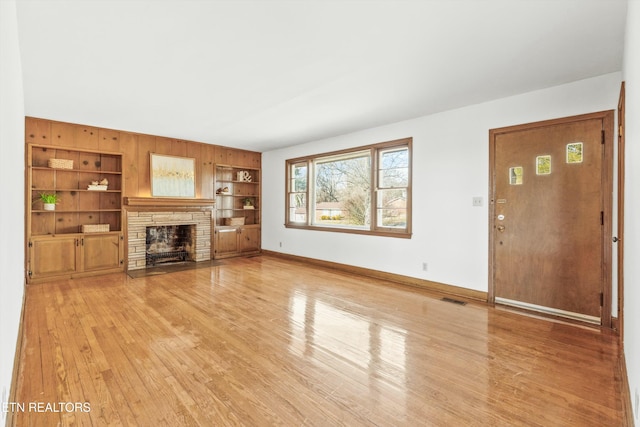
[
  {"left": 601, "top": 211, "right": 604, "bottom": 225},
  {"left": 600, "top": 292, "right": 604, "bottom": 307},
  {"left": 601, "top": 129, "right": 605, "bottom": 144},
  {"left": 28, "top": 270, "right": 32, "bottom": 278},
  {"left": 28, "top": 241, "right": 33, "bottom": 248}
]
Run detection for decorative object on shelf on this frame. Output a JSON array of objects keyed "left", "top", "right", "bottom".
[
  {"left": 150, "top": 153, "right": 195, "bottom": 198},
  {"left": 242, "top": 197, "right": 255, "bottom": 209},
  {"left": 237, "top": 170, "right": 252, "bottom": 182},
  {"left": 82, "top": 224, "right": 110, "bottom": 233},
  {"left": 224, "top": 217, "right": 245, "bottom": 226},
  {"left": 87, "top": 184, "right": 108, "bottom": 191},
  {"left": 88, "top": 179, "right": 109, "bottom": 191},
  {"left": 48, "top": 158, "right": 73, "bottom": 169},
  {"left": 39, "top": 192, "right": 59, "bottom": 210}
]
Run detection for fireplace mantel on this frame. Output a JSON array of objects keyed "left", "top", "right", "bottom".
[{"left": 124, "top": 197, "right": 215, "bottom": 208}]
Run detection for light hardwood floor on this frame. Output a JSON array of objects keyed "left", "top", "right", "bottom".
[{"left": 11, "top": 255, "right": 627, "bottom": 426}]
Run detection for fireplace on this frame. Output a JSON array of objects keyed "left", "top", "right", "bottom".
[
  {"left": 146, "top": 224, "right": 195, "bottom": 266},
  {"left": 125, "top": 197, "right": 214, "bottom": 271}
]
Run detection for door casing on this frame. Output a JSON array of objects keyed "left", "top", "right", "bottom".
[{"left": 616, "top": 83, "right": 625, "bottom": 338}]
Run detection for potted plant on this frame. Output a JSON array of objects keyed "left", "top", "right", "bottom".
[
  {"left": 241, "top": 197, "right": 254, "bottom": 209},
  {"left": 39, "top": 193, "right": 59, "bottom": 211}
]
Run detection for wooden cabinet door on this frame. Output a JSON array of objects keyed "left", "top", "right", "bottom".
[
  {"left": 214, "top": 228, "right": 240, "bottom": 258},
  {"left": 81, "top": 234, "right": 122, "bottom": 272},
  {"left": 240, "top": 227, "right": 260, "bottom": 253},
  {"left": 29, "top": 236, "right": 78, "bottom": 279}
]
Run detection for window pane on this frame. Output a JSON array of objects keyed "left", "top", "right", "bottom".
[
  {"left": 381, "top": 147, "right": 409, "bottom": 168},
  {"left": 289, "top": 193, "right": 306, "bottom": 223},
  {"left": 536, "top": 155, "right": 551, "bottom": 175},
  {"left": 291, "top": 163, "right": 307, "bottom": 191},
  {"left": 314, "top": 153, "right": 371, "bottom": 227},
  {"left": 509, "top": 166, "right": 523, "bottom": 185},
  {"left": 379, "top": 147, "right": 409, "bottom": 188},
  {"left": 377, "top": 189, "right": 407, "bottom": 227},
  {"left": 567, "top": 142, "right": 583, "bottom": 163}
]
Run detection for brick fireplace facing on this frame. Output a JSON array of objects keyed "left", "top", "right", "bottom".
[{"left": 124, "top": 198, "right": 214, "bottom": 271}]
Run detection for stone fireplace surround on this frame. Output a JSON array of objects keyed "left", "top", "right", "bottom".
[{"left": 124, "top": 197, "right": 214, "bottom": 270}]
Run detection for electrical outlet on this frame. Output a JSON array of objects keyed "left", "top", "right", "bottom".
[
  {"left": 472, "top": 196, "right": 483, "bottom": 207},
  {"left": 422, "top": 262, "right": 428, "bottom": 272}
]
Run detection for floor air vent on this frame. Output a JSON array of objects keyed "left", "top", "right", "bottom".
[{"left": 441, "top": 297, "right": 467, "bottom": 306}]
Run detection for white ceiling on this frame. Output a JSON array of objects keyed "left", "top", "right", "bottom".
[{"left": 15, "top": 0, "right": 627, "bottom": 152}]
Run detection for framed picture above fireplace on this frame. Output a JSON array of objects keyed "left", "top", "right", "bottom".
[{"left": 150, "top": 153, "right": 196, "bottom": 198}]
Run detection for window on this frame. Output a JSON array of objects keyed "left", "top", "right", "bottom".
[
  {"left": 286, "top": 138, "right": 412, "bottom": 237},
  {"left": 566, "top": 142, "right": 583, "bottom": 163},
  {"left": 288, "top": 162, "right": 308, "bottom": 223},
  {"left": 509, "top": 166, "right": 523, "bottom": 185},
  {"left": 536, "top": 155, "right": 551, "bottom": 175}
]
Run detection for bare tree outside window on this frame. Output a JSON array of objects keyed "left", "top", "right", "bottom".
[{"left": 315, "top": 153, "right": 370, "bottom": 226}]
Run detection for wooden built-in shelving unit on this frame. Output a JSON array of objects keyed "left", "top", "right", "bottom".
[{"left": 25, "top": 116, "right": 262, "bottom": 282}]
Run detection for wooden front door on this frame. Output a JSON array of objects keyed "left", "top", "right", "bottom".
[{"left": 489, "top": 111, "right": 613, "bottom": 324}]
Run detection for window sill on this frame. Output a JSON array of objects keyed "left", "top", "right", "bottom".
[{"left": 285, "top": 223, "right": 412, "bottom": 239}]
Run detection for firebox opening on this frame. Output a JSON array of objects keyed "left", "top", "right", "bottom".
[{"left": 146, "top": 224, "right": 196, "bottom": 267}]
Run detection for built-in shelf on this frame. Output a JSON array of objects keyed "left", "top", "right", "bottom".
[
  {"left": 214, "top": 165, "right": 261, "bottom": 259},
  {"left": 27, "top": 144, "right": 125, "bottom": 283},
  {"left": 31, "top": 166, "right": 122, "bottom": 174}
]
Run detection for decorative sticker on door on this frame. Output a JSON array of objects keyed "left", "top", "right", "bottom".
[
  {"left": 536, "top": 155, "right": 551, "bottom": 175},
  {"left": 509, "top": 166, "right": 523, "bottom": 185},
  {"left": 566, "top": 142, "right": 583, "bottom": 163}
]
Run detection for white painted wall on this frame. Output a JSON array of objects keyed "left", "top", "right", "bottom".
[
  {"left": 623, "top": 0, "right": 640, "bottom": 422},
  {"left": 0, "top": 0, "right": 25, "bottom": 421},
  {"left": 262, "top": 72, "right": 621, "bottom": 294}
]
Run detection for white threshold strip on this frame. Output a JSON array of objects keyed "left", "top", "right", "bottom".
[{"left": 495, "top": 297, "right": 601, "bottom": 325}]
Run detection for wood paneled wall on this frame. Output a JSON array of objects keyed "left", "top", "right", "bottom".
[{"left": 25, "top": 117, "right": 261, "bottom": 199}]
